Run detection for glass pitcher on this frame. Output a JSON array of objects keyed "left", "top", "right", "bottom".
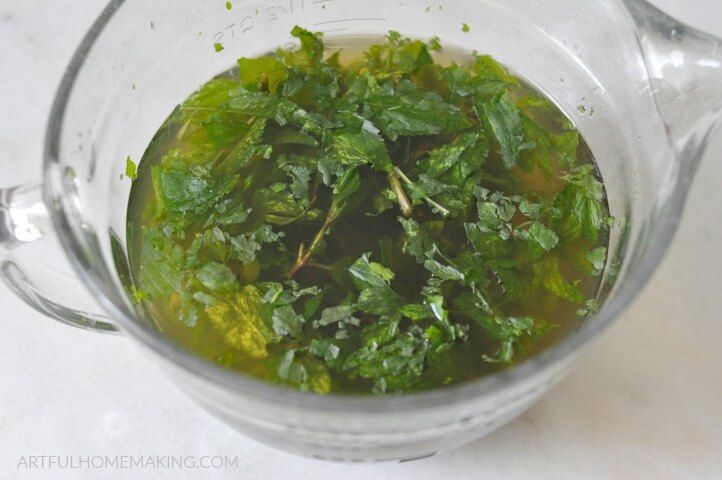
[{"left": 1, "top": 0, "right": 720, "bottom": 462}]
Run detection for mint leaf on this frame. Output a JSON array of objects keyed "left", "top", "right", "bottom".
[
  {"left": 230, "top": 225, "right": 283, "bottom": 265},
  {"left": 309, "top": 339, "right": 342, "bottom": 366},
  {"left": 226, "top": 89, "right": 299, "bottom": 126},
  {"left": 277, "top": 350, "right": 331, "bottom": 394},
  {"left": 215, "top": 198, "right": 252, "bottom": 225},
  {"left": 473, "top": 54, "right": 519, "bottom": 87},
  {"left": 196, "top": 261, "right": 239, "bottom": 292},
  {"left": 218, "top": 118, "right": 270, "bottom": 172},
  {"left": 254, "top": 185, "right": 320, "bottom": 225},
  {"left": 520, "top": 115, "right": 552, "bottom": 177},
  {"left": 357, "top": 286, "right": 404, "bottom": 316},
  {"left": 363, "top": 31, "right": 434, "bottom": 79},
  {"left": 398, "top": 217, "right": 438, "bottom": 262},
  {"left": 533, "top": 256, "right": 584, "bottom": 303},
  {"left": 479, "top": 94, "right": 531, "bottom": 169},
  {"left": 289, "top": 26, "right": 325, "bottom": 68},
  {"left": 519, "top": 221, "right": 559, "bottom": 255},
  {"left": 324, "top": 130, "right": 393, "bottom": 173},
  {"left": 453, "top": 292, "right": 549, "bottom": 363},
  {"left": 424, "top": 258, "right": 465, "bottom": 282},
  {"left": 365, "top": 80, "right": 472, "bottom": 140},
  {"left": 348, "top": 253, "right": 395, "bottom": 287},
  {"left": 139, "top": 227, "right": 184, "bottom": 298},
  {"left": 343, "top": 324, "right": 428, "bottom": 393},
  {"left": 552, "top": 131, "right": 579, "bottom": 168},
  {"left": 552, "top": 165, "right": 608, "bottom": 242},
  {"left": 125, "top": 156, "right": 138, "bottom": 180},
  {"left": 399, "top": 303, "right": 434, "bottom": 321},
  {"left": 181, "top": 78, "right": 240, "bottom": 124},
  {"left": 271, "top": 305, "right": 305, "bottom": 338},
  {"left": 317, "top": 305, "right": 358, "bottom": 327},
  {"left": 237, "top": 56, "right": 288, "bottom": 93},
  {"left": 153, "top": 163, "right": 238, "bottom": 229},
  {"left": 587, "top": 246, "right": 607, "bottom": 276},
  {"left": 464, "top": 223, "right": 511, "bottom": 258}
]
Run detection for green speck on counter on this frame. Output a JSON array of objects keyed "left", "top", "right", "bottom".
[
  {"left": 425, "top": 6, "right": 431, "bottom": 12},
  {"left": 125, "top": 156, "right": 138, "bottom": 181},
  {"left": 214, "top": 42, "right": 225, "bottom": 52},
  {"left": 462, "top": 23, "right": 470, "bottom": 33},
  {"left": 226, "top": 1, "right": 232, "bottom": 10},
  {"left": 577, "top": 104, "right": 586, "bottom": 114}
]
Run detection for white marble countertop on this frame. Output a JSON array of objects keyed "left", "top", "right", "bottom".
[{"left": 1, "top": 1, "right": 721, "bottom": 478}]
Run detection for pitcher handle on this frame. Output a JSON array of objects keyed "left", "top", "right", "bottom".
[
  {"left": 0, "top": 183, "right": 118, "bottom": 332},
  {"left": 625, "top": 0, "right": 722, "bottom": 166}
]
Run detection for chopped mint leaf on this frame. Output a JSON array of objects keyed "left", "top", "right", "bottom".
[
  {"left": 196, "top": 261, "right": 239, "bottom": 292},
  {"left": 519, "top": 115, "right": 552, "bottom": 177},
  {"left": 343, "top": 324, "right": 428, "bottom": 393},
  {"left": 424, "top": 258, "right": 465, "bottom": 282},
  {"left": 205, "top": 286, "right": 278, "bottom": 358},
  {"left": 237, "top": 57, "right": 287, "bottom": 93},
  {"left": 587, "top": 246, "right": 607, "bottom": 276},
  {"left": 357, "top": 286, "right": 404, "bottom": 316},
  {"left": 271, "top": 305, "right": 305, "bottom": 338},
  {"left": 399, "top": 303, "right": 434, "bottom": 321},
  {"left": 479, "top": 94, "right": 532, "bottom": 169},
  {"left": 226, "top": 89, "right": 299, "bottom": 126},
  {"left": 125, "top": 156, "right": 138, "bottom": 180},
  {"left": 153, "top": 163, "right": 238, "bottom": 229},
  {"left": 139, "top": 227, "right": 184, "bottom": 299},
  {"left": 230, "top": 225, "right": 283, "bottom": 265},
  {"left": 364, "top": 80, "right": 472, "bottom": 140},
  {"left": 277, "top": 350, "right": 331, "bottom": 394},
  {"left": 317, "top": 305, "right": 359, "bottom": 327},
  {"left": 418, "top": 133, "right": 481, "bottom": 178},
  {"left": 576, "top": 298, "right": 600, "bottom": 318},
  {"left": 552, "top": 130, "right": 579, "bottom": 167},
  {"left": 519, "top": 221, "right": 559, "bottom": 254},
  {"left": 214, "top": 42, "right": 224, "bottom": 52},
  {"left": 348, "top": 253, "right": 395, "bottom": 288},
  {"left": 324, "top": 130, "right": 393, "bottom": 173},
  {"left": 533, "top": 256, "right": 584, "bottom": 303},
  {"left": 552, "top": 164, "right": 609, "bottom": 242},
  {"left": 309, "top": 339, "right": 342, "bottom": 366}
]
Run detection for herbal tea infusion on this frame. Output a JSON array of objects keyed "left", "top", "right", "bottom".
[{"left": 126, "top": 28, "right": 611, "bottom": 395}]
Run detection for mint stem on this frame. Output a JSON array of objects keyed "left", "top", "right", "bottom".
[
  {"left": 388, "top": 173, "right": 413, "bottom": 217},
  {"left": 392, "top": 166, "right": 450, "bottom": 217},
  {"left": 287, "top": 212, "right": 337, "bottom": 278}
]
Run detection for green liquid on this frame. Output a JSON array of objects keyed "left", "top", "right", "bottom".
[{"left": 126, "top": 31, "right": 609, "bottom": 395}]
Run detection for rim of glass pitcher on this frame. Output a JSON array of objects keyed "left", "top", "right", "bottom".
[{"left": 43, "top": 0, "right": 688, "bottom": 412}]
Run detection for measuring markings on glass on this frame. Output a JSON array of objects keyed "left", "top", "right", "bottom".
[
  {"left": 312, "top": 18, "right": 388, "bottom": 27},
  {"left": 267, "top": 0, "right": 305, "bottom": 21},
  {"left": 212, "top": 0, "right": 307, "bottom": 42},
  {"left": 318, "top": 27, "right": 350, "bottom": 34},
  {"left": 212, "top": 0, "right": 388, "bottom": 46}
]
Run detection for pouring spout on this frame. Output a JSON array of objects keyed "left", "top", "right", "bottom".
[{"left": 624, "top": 0, "right": 722, "bottom": 164}]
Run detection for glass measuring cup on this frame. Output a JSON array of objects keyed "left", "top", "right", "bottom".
[{"left": 1, "top": 0, "right": 720, "bottom": 462}]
